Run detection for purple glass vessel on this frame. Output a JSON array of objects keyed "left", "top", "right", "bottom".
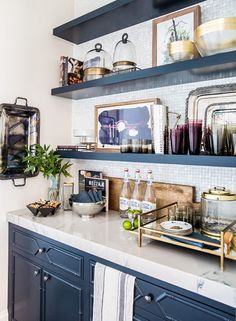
[
  {"left": 170, "top": 124, "right": 188, "bottom": 155},
  {"left": 188, "top": 120, "right": 203, "bottom": 155}
]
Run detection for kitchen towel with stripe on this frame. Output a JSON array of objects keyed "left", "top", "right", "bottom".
[{"left": 92, "top": 262, "right": 135, "bottom": 321}]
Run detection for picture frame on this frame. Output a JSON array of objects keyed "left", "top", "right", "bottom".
[
  {"left": 152, "top": 5, "right": 201, "bottom": 66},
  {"left": 95, "top": 98, "right": 160, "bottom": 151}
]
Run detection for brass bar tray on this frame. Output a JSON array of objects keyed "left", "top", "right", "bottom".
[{"left": 131, "top": 203, "right": 236, "bottom": 271}]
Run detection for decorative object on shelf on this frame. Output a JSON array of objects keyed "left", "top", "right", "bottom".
[
  {"left": 62, "top": 182, "right": 74, "bottom": 211},
  {"left": 132, "top": 204, "right": 236, "bottom": 271},
  {"left": 186, "top": 83, "right": 236, "bottom": 155},
  {"left": 204, "top": 102, "right": 236, "bottom": 156},
  {"left": 0, "top": 97, "right": 40, "bottom": 186},
  {"left": 170, "top": 124, "right": 188, "bottom": 155},
  {"left": 57, "top": 144, "right": 96, "bottom": 152},
  {"left": 113, "top": 33, "right": 137, "bottom": 71},
  {"left": 23, "top": 144, "right": 72, "bottom": 201},
  {"left": 73, "top": 129, "right": 95, "bottom": 145},
  {"left": 188, "top": 119, "right": 202, "bottom": 155},
  {"left": 152, "top": 104, "right": 168, "bottom": 154},
  {"left": 168, "top": 40, "right": 198, "bottom": 62},
  {"left": 78, "top": 170, "right": 103, "bottom": 192},
  {"left": 195, "top": 17, "right": 236, "bottom": 57},
  {"left": 201, "top": 187, "right": 236, "bottom": 237},
  {"left": 152, "top": 5, "right": 201, "bottom": 66},
  {"left": 95, "top": 98, "right": 160, "bottom": 151},
  {"left": 83, "top": 43, "right": 113, "bottom": 81},
  {"left": 60, "top": 56, "right": 83, "bottom": 86},
  {"left": 27, "top": 200, "right": 61, "bottom": 217}
]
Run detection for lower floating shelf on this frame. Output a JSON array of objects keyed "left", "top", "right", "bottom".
[{"left": 57, "top": 150, "right": 236, "bottom": 168}]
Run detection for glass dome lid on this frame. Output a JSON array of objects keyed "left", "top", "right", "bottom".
[
  {"left": 113, "top": 33, "right": 137, "bottom": 70},
  {"left": 83, "top": 43, "right": 113, "bottom": 72}
]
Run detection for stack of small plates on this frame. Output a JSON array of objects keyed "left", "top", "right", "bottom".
[{"left": 160, "top": 221, "right": 193, "bottom": 236}]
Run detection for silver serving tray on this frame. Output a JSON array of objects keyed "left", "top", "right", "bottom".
[
  {"left": 204, "top": 102, "right": 236, "bottom": 129},
  {"left": 0, "top": 97, "right": 40, "bottom": 185},
  {"left": 186, "top": 83, "right": 236, "bottom": 122}
]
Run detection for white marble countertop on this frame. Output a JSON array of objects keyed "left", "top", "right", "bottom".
[{"left": 7, "top": 209, "right": 236, "bottom": 308}]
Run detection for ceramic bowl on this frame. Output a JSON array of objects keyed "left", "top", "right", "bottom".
[
  {"left": 195, "top": 17, "right": 236, "bottom": 56},
  {"left": 168, "top": 40, "right": 198, "bottom": 62},
  {"left": 72, "top": 202, "right": 105, "bottom": 219}
]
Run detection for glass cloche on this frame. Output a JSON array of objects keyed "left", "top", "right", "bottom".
[
  {"left": 113, "top": 33, "right": 137, "bottom": 71},
  {"left": 83, "top": 43, "right": 113, "bottom": 81}
]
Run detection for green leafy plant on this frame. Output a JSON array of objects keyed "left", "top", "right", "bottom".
[{"left": 23, "top": 144, "right": 72, "bottom": 178}]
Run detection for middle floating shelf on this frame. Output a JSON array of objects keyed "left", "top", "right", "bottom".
[
  {"left": 57, "top": 150, "right": 236, "bottom": 168},
  {"left": 51, "top": 50, "right": 236, "bottom": 100}
]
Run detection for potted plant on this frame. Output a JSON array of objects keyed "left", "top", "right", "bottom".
[{"left": 23, "top": 144, "right": 72, "bottom": 200}]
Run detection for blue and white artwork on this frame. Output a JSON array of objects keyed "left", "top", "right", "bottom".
[{"left": 96, "top": 101, "right": 157, "bottom": 150}]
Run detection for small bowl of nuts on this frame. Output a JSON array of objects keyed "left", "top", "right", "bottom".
[{"left": 27, "top": 200, "right": 61, "bottom": 217}]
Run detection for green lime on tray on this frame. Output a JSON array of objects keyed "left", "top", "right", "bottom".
[
  {"left": 122, "top": 220, "right": 132, "bottom": 230},
  {"left": 133, "top": 218, "right": 139, "bottom": 229}
]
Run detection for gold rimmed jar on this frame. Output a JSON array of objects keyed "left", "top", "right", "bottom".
[
  {"left": 195, "top": 17, "right": 236, "bottom": 56},
  {"left": 168, "top": 40, "right": 198, "bottom": 62}
]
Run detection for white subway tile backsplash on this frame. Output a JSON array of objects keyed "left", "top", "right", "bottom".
[{"left": 71, "top": 0, "right": 236, "bottom": 201}]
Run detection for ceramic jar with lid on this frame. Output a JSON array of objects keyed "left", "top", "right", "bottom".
[{"left": 201, "top": 187, "right": 236, "bottom": 237}]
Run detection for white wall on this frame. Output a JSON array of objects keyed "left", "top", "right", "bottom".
[{"left": 0, "top": 1, "right": 74, "bottom": 319}]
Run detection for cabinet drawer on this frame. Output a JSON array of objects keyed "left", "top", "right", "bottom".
[
  {"left": 134, "top": 279, "right": 233, "bottom": 321},
  {"left": 12, "top": 228, "right": 83, "bottom": 280}
]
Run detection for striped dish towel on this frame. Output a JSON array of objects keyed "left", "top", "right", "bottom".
[{"left": 92, "top": 263, "right": 136, "bottom": 321}]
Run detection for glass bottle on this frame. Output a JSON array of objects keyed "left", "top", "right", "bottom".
[
  {"left": 119, "top": 168, "right": 132, "bottom": 218},
  {"left": 142, "top": 170, "right": 157, "bottom": 213},
  {"left": 130, "top": 169, "right": 143, "bottom": 211}
]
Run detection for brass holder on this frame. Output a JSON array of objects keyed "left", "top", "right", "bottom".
[{"left": 131, "top": 202, "right": 236, "bottom": 272}]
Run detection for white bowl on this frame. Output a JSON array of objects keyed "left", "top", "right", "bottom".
[
  {"left": 72, "top": 202, "right": 105, "bottom": 219},
  {"left": 195, "top": 17, "right": 236, "bottom": 56}
]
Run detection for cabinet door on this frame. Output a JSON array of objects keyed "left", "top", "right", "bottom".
[
  {"left": 11, "top": 254, "right": 41, "bottom": 321},
  {"left": 43, "top": 271, "right": 83, "bottom": 321}
]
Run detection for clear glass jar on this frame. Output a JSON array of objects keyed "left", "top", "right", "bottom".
[
  {"left": 201, "top": 187, "right": 236, "bottom": 236},
  {"left": 113, "top": 33, "right": 137, "bottom": 71},
  {"left": 62, "top": 182, "right": 74, "bottom": 211},
  {"left": 83, "top": 43, "right": 113, "bottom": 81}
]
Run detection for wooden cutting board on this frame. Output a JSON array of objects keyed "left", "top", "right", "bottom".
[{"left": 106, "top": 176, "right": 195, "bottom": 211}]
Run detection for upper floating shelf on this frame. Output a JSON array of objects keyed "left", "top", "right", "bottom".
[
  {"left": 53, "top": 0, "right": 205, "bottom": 45},
  {"left": 51, "top": 50, "right": 236, "bottom": 100}
]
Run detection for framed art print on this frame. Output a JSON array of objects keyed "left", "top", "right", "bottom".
[
  {"left": 152, "top": 5, "right": 201, "bottom": 66},
  {"left": 95, "top": 99, "right": 160, "bottom": 151}
]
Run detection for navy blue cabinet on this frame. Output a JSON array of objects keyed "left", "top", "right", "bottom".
[
  {"left": 43, "top": 270, "right": 83, "bottom": 321},
  {"left": 8, "top": 224, "right": 235, "bottom": 321},
  {"left": 11, "top": 254, "right": 41, "bottom": 321}
]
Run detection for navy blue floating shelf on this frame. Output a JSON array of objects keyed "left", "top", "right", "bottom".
[
  {"left": 53, "top": 0, "right": 205, "bottom": 45},
  {"left": 51, "top": 50, "right": 236, "bottom": 100},
  {"left": 57, "top": 151, "right": 236, "bottom": 168}
]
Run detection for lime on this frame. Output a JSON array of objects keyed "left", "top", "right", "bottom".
[
  {"left": 134, "top": 209, "right": 142, "bottom": 215},
  {"left": 127, "top": 208, "right": 134, "bottom": 214},
  {"left": 133, "top": 218, "right": 139, "bottom": 229},
  {"left": 122, "top": 220, "right": 132, "bottom": 230}
]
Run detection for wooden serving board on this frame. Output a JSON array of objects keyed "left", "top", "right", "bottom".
[{"left": 106, "top": 177, "right": 195, "bottom": 211}]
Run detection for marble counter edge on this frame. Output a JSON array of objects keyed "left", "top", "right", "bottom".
[{"left": 6, "top": 211, "right": 236, "bottom": 308}]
